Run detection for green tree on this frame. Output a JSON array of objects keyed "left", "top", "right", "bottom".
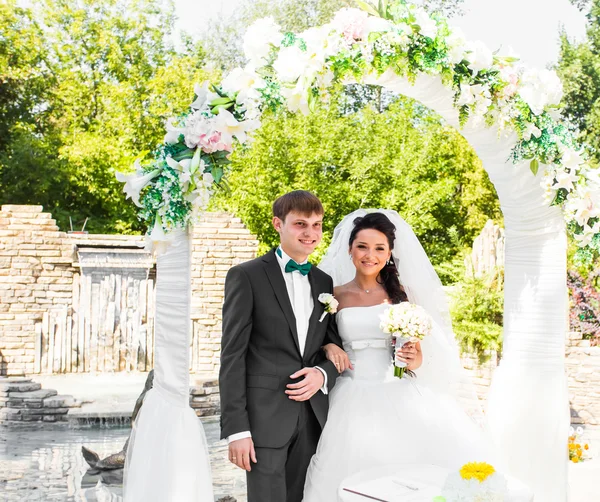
[
  {"left": 214, "top": 95, "right": 501, "bottom": 268},
  {"left": 1, "top": 0, "right": 215, "bottom": 233},
  {"left": 557, "top": 0, "right": 600, "bottom": 165},
  {"left": 449, "top": 265, "right": 504, "bottom": 362},
  {"left": 0, "top": 1, "right": 60, "bottom": 212}
]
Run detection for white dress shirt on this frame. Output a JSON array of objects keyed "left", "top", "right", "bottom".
[{"left": 227, "top": 247, "right": 328, "bottom": 443}]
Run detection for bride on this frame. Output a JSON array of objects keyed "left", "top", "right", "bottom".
[{"left": 302, "top": 209, "right": 496, "bottom": 501}]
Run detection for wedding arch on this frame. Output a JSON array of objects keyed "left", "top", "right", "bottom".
[{"left": 119, "top": 2, "right": 600, "bottom": 501}]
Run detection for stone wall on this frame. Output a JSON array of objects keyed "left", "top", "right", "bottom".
[
  {"left": 0, "top": 205, "right": 76, "bottom": 376},
  {"left": 2, "top": 205, "right": 600, "bottom": 425},
  {"left": 0, "top": 205, "right": 258, "bottom": 377},
  {"left": 190, "top": 213, "right": 258, "bottom": 374},
  {"left": 566, "top": 331, "right": 600, "bottom": 425}
]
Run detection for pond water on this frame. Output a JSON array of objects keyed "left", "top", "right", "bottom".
[{"left": 0, "top": 421, "right": 246, "bottom": 501}]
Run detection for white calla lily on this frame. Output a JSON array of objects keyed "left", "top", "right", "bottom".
[
  {"left": 164, "top": 118, "right": 185, "bottom": 145},
  {"left": 165, "top": 156, "right": 193, "bottom": 187},
  {"left": 191, "top": 82, "right": 218, "bottom": 111},
  {"left": 523, "top": 123, "right": 542, "bottom": 141},
  {"left": 561, "top": 149, "right": 585, "bottom": 170},
  {"left": 214, "top": 108, "right": 260, "bottom": 144},
  {"left": 115, "top": 162, "right": 161, "bottom": 208}
]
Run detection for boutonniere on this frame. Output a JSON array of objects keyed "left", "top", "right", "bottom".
[{"left": 318, "top": 293, "right": 339, "bottom": 322}]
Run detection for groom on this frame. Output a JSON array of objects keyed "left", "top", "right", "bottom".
[{"left": 219, "top": 190, "right": 346, "bottom": 502}]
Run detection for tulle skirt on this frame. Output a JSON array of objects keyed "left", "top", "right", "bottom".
[{"left": 303, "top": 374, "right": 495, "bottom": 502}]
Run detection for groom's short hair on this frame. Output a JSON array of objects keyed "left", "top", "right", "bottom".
[{"left": 273, "top": 190, "right": 323, "bottom": 221}]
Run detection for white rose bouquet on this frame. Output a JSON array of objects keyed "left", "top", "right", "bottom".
[{"left": 379, "top": 303, "right": 432, "bottom": 378}]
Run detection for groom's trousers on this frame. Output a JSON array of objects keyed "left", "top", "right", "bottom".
[{"left": 246, "top": 401, "right": 321, "bottom": 502}]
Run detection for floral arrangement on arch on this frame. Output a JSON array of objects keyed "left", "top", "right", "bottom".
[{"left": 117, "top": 0, "right": 600, "bottom": 259}]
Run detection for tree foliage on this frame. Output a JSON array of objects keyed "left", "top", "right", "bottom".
[
  {"left": 557, "top": 0, "right": 600, "bottom": 166},
  {"left": 0, "top": 0, "right": 214, "bottom": 233},
  {"left": 568, "top": 267, "right": 600, "bottom": 343},
  {"left": 214, "top": 94, "right": 501, "bottom": 267},
  {"left": 449, "top": 265, "right": 504, "bottom": 362}
]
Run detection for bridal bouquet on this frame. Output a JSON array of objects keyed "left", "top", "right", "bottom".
[
  {"left": 379, "top": 303, "right": 432, "bottom": 378},
  {"left": 437, "top": 462, "right": 508, "bottom": 502}
]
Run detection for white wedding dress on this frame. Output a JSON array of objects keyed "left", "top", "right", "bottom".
[{"left": 303, "top": 303, "right": 496, "bottom": 502}]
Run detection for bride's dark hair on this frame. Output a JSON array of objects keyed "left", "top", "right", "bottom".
[{"left": 349, "top": 212, "right": 408, "bottom": 304}]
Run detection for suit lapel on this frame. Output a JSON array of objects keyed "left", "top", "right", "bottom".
[
  {"left": 305, "top": 269, "right": 323, "bottom": 354},
  {"left": 263, "top": 249, "right": 301, "bottom": 355}
]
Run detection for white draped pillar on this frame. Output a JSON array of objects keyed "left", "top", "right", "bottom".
[
  {"left": 124, "top": 229, "right": 213, "bottom": 502},
  {"left": 366, "top": 72, "right": 569, "bottom": 500}
]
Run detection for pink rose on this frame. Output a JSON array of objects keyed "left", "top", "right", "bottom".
[
  {"left": 198, "top": 131, "right": 232, "bottom": 154},
  {"left": 332, "top": 8, "right": 369, "bottom": 43}
]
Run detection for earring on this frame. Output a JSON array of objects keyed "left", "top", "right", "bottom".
[{"left": 386, "top": 259, "right": 390, "bottom": 265}]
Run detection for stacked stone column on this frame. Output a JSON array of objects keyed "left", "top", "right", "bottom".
[{"left": 0, "top": 205, "right": 74, "bottom": 376}]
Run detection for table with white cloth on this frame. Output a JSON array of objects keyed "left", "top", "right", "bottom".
[{"left": 338, "top": 464, "right": 534, "bottom": 502}]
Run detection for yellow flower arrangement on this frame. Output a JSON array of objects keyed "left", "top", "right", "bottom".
[
  {"left": 459, "top": 462, "right": 496, "bottom": 483},
  {"left": 568, "top": 434, "right": 590, "bottom": 463}
]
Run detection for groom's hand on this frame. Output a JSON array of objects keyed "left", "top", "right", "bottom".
[
  {"left": 229, "top": 437, "right": 257, "bottom": 471},
  {"left": 286, "top": 367, "right": 325, "bottom": 401}
]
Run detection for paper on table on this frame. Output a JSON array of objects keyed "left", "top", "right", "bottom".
[{"left": 342, "top": 475, "right": 440, "bottom": 502}]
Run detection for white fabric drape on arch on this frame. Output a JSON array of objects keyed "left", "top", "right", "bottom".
[
  {"left": 124, "top": 229, "right": 213, "bottom": 502},
  {"left": 364, "top": 71, "right": 569, "bottom": 501}
]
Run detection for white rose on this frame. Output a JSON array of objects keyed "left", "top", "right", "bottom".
[
  {"left": 518, "top": 69, "right": 563, "bottom": 115},
  {"left": 413, "top": 8, "right": 437, "bottom": 39},
  {"left": 446, "top": 28, "right": 467, "bottom": 64},
  {"left": 465, "top": 40, "right": 494, "bottom": 74},
  {"left": 273, "top": 45, "right": 311, "bottom": 83},
  {"left": 364, "top": 16, "right": 391, "bottom": 37},
  {"left": 318, "top": 293, "right": 333, "bottom": 303},
  {"left": 242, "top": 17, "right": 283, "bottom": 66}
]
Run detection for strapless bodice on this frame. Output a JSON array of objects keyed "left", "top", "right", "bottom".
[{"left": 336, "top": 303, "right": 394, "bottom": 381}]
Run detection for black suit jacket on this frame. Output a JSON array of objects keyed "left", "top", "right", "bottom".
[{"left": 219, "top": 249, "right": 342, "bottom": 448}]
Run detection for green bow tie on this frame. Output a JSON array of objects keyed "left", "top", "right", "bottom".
[
  {"left": 285, "top": 260, "right": 312, "bottom": 276},
  {"left": 277, "top": 247, "right": 312, "bottom": 276}
]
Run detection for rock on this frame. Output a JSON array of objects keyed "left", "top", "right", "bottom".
[
  {"left": 44, "top": 395, "right": 77, "bottom": 408},
  {"left": 0, "top": 407, "right": 21, "bottom": 420}
]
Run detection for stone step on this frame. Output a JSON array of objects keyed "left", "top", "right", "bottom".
[
  {"left": 44, "top": 395, "right": 78, "bottom": 408},
  {"left": 0, "top": 377, "right": 32, "bottom": 383},
  {"left": 20, "top": 407, "right": 69, "bottom": 415},
  {"left": 0, "top": 381, "right": 41, "bottom": 393},
  {"left": 11, "top": 388, "right": 58, "bottom": 400}
]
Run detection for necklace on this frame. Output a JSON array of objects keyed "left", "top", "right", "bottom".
[{"left": 353, "top": 279, "right": 379, "bottom": 294}]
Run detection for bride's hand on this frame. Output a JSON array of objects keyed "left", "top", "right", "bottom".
[
  {"left": 322, "top": 343, "right": 353, "bottom": 373},
  {"left": 396, "top": 341, "right": 422, "bottom": 371}
]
